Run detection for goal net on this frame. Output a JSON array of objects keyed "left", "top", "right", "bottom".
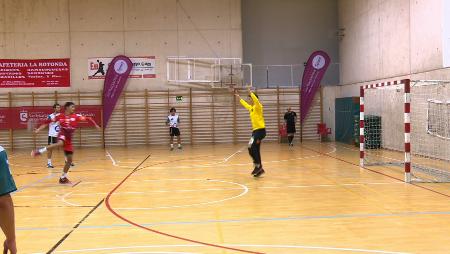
[
  {"left": 360, "top": 79, "right": 450, "bottom": 182},
  {"left": 166, "top": 57, "right": 252, "bottom": 88}
]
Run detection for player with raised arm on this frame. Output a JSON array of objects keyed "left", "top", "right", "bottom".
[
  {"left": 32, "top": 102, "right": 101, "bottom": 184},
  {"left": 235, "top": 87, "right": 266, "bottom": 177}
]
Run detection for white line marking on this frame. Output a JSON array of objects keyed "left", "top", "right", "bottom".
[
  {"left": 29, "top": 182, "right": 402, "bottom": 199},
  {"left": 145, "top": 144, "right": 338, "bottom": 170},
  {"left": 259, "top": 182, "right": 404, "bottom": 189},
  {"left": 178, "top": 147, "right": 245, "bottom": 167},
  {"left": 337, "top": 143, "right": 404, "bottom": 164},
  {"left": 143, "top": 178, "right": 206, "bottom": 182},
  {"left": 228, "top": 244, "right": 410, "bottom": 254},
  {"left": 116, "top": 179, "right": 249, "bottom": 210},
  {"left": 33, "top": 244, "right": 411, "bottom": 254},
  {"left": 57, "top": 192, "right": 82, "bottom": 207},
  {"left": 106, "top": 150, "right": 117, "bottom": 166},
  {"left": 223, "top": 146, "right": 245, "bottom": 162},
  {"left": 95, "top": 252, "right": 198, "bottom": 254}
]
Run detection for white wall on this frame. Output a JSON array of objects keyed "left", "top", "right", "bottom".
[
  {"left": 0, "top": 0, "right": 242, "bottom": 92},
  {"left": 339, "top": 0, "right": 444, "bottom": 85},
  {"left": 322, "top": 86, "right": 337, "bottom": 140},
  {"left": 242, "top": 0, "right": 339, "bottom": 87},
  {"left": 323, "top": 0, "right": 450, "bottom": 140}
]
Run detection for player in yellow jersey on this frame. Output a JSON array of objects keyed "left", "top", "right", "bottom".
[{"left": 235, "top": 87, "right": 266, "bottom": 177}]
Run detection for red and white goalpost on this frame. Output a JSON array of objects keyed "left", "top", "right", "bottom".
[{"left": 360, "top": 79, "right": 450, "bottom": 183}]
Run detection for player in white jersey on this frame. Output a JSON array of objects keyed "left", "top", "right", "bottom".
[
  {"left": 166, "top": 107, "right": 182, "bottom": 150},
  {"left": 35, "top": 103, "right": 60, "bottom": 168}
]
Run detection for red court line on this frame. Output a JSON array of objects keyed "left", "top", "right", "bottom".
[
  {"left": 302, "top": 144, "right": 450, "bottom": 199},
  {"left": 105, "top": 155, "right": 265, "bottom": 254}
]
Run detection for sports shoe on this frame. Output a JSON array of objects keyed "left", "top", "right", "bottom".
[
  {"left": 178, "top": 145, "right": 182, "bottom": 150},
  {"left": 251, "top": 167, "right": 259, "bottom": 175},
  {"left": 47, "top": 163, "right": 54, "bottom": 168},
  {"left": 253, "top": 168, "right": 265, "bottom": 177},
  {"left": 170, "top": 147, "right": 174, "bottom": 151},
  {"left": 59, "top": 177, "right": 72, "bottom": 184},
  {"left": 31, "top": 149, "right": 41, "bottom": 157}
]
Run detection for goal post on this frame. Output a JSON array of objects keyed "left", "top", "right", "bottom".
[
  {"left": 360, "top": 79, "right": 450, "bottom": 183},
  {"left": 359, "top": 79, "right": 412, "bottom": 182}
]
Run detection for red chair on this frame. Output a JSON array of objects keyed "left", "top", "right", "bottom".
[
  {"left": 279, "top": 124, "right": 287, "bottom": 143},
  {"left": 279, "top": 124, "right": 287, "bottom": 137},
  {"left": 317, "top": 123, "right": 331, "bottom": 142}
]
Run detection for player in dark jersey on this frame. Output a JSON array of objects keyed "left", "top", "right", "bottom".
[
  {"left": 32, "top": 102, "right": 101, "bottom": 184},
  {"left": 284, "top": 107, "right": 297, "bottom": 146}
]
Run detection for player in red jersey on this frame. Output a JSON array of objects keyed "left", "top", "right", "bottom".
[{"left": 32, "top": 102, "right": 101, "bottom": 184}]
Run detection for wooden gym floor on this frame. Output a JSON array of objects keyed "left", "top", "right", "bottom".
[{"left": 8, "top": 141, "right": 450, "bottom": 254}]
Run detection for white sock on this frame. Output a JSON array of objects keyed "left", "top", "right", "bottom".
[
  {"left": 178, "top": 143, "right": 181, "bottom": 147},
  {"left": 47, "top": 159, "right": 52, "bottom": 164},
  {"left": 39, "top": 147, "right": 47, "bottom": 154},
  {"left": 60, "top": 172, "right": 68, "bottom": 179},
  {"left": 170, "top": 143, "right": 174, "bottom": 148}
]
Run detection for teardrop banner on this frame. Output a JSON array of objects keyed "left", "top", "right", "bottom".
[
  {"left": 300, "top": 51, "right": 330, "bottom": 124},
  {"left": 102, "top": 55, "right": 133, "bottom": 128}
]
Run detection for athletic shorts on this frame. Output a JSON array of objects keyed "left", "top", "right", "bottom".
[
  {"left": 48, "top": 136, "right": 58, "bottom": 145},
  {"left": 64, "top": 150, "right": 73, "bottom": 156},
  {"left": 0, "top": 149, "right": 17, "bottom": 196},
  {"left": 170, "top": 127, "right": 180, "bottom": 137},
  {"left": 286, "top": 124, "right": 296, "bottom": 134},
  {"left": 58, "top": 131, "right": 73, "bottom": 152},
  {"left": 252, "top": 128, "right": 266, "bottom": 142}
]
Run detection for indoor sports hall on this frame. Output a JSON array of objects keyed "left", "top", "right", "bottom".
[{"left": 0, "top": 1, "right": 449, "bottom": 254}]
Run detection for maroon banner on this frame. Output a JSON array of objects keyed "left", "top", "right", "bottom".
[
  {"left": 0, "top": 108, "right": 10, "bottom": 129},
  {"left": 301, "top": 51, "right": 330, "bottom": 123},
  {"left": 10, "top": 107, "right": 53, "bottom": 129},
  {"left": 75, "top": 105, "right": 102, "bottom": 128},
  {"left": 102, "top": 55, "right": 132, "bottom": 128},
  {"left": 0, "top": 106, "right": 102, "bottom": 130},
  {"left": 0, "top": 59, "right": 70, "bottom": 88}
]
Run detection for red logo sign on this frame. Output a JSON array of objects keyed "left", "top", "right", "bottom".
[{"left": 0, "top": 106, "right": 102, "bottom": 129}]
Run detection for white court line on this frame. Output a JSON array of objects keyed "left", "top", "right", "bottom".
[
  {"left": 259, "top": 182, "right": 403, "bottom": 189},
  {"left": 337, "top": 144, "right": 404, "bottom": 164},
  {"left": 106, "top": 150, "right": 118, "bottom": 166},
  {"left": 30, "top": 244, "right": 411, "bottom": 254},
  {"left": 223, "top": 146, "right": 245, "bottom": 162},
  {"left": 165, "top": 146, "right": 245, "bottom": 167},
  {"left": 57, "top": 192, "right": 82, "bottom": 207},
  {"left": 111, "top": 252, "right": 198, "bottom": 254},
  {"left": 115, "top": 179, "right": 249, "bottom": 210},
  {"left": 54, "top": 145, "right": 337, "bottom": 206},
  {"left": 145, "top": 144, "right": 338, "bottom": 170},
  {"left": 146, "top": 153, "right": 322, "bottom": 169},
  {"left": 143, "top": 178, "right": 206, "bottom": 182},
  {"left": 35, "top": 182, "right": 403, "bottom": 198}
]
